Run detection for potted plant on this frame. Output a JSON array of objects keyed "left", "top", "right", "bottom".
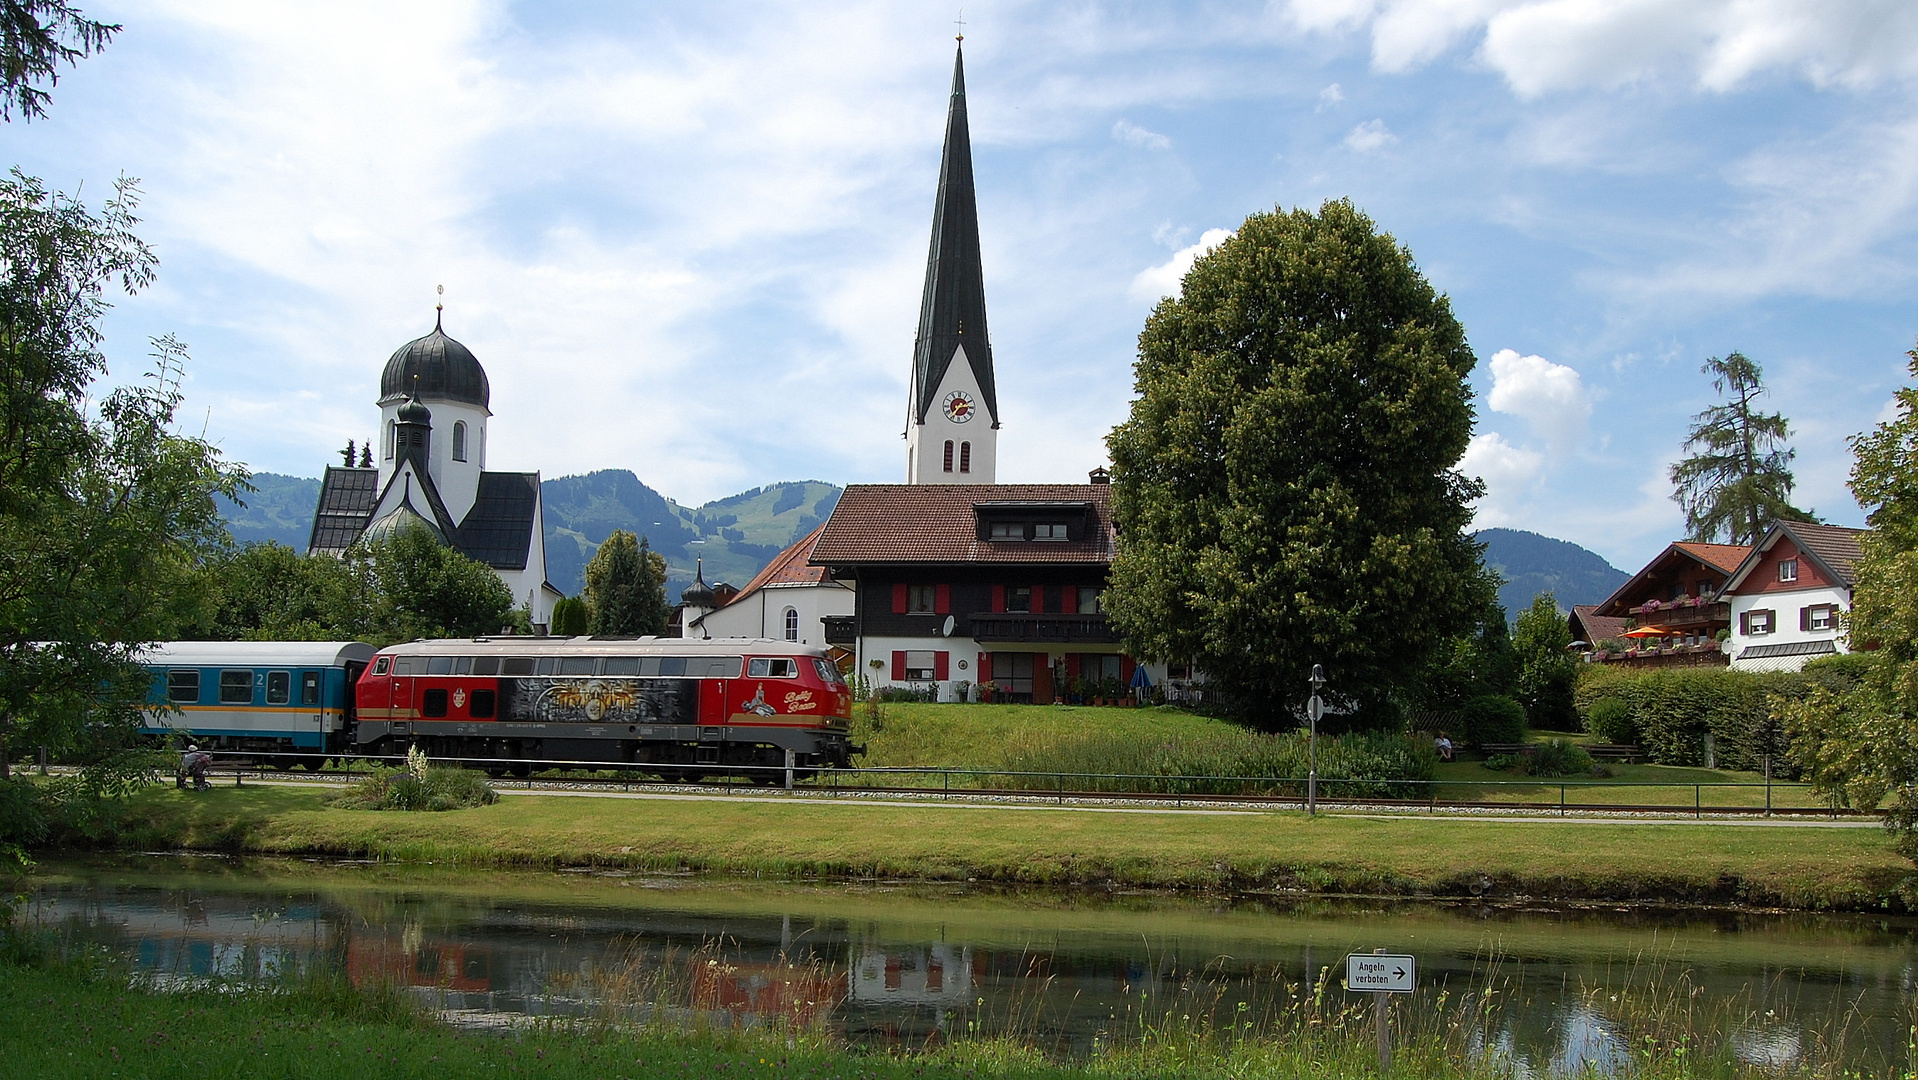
[{"left": 977, "top": 680, "right": 998, "bottom": 703}]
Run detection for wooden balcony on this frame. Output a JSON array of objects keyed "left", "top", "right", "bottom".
[
  {"left": 1584, "top": 642, "right": 1729, "bottom": 669},
  {"left": 969, "top": 613, "right": 1123, "bottom": 644},
  {"left": 1623, "top": 600, "right": 1732, "bottom": 631},
  {"left": 822, "top": 615, "right": 856, "bottom": 645}
]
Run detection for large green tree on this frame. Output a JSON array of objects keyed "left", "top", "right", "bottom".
[
  {"left": 1784, "top": 347, "right": 1918, "bottom": 860},
  {"left": 354, "top": 524, "right": 518, "bottom": 642},
  {"left": 1669, "top": 352, "right": 1817, "bottom": 545},
  {"left": 1511, "top": 591, "right": 1577, "bottom": 731},
  {"left": 1105, "top": 200, "right": 1485, "bottom": 724},
  {"left": 0, "top": 175, "right": 245, "bottom": 783},
  {"left": 1417, "top": 567, "right": 1517, "bottom": 709},
  {"left": 583, "top": 531, "right": 669, "bottom": 635}
]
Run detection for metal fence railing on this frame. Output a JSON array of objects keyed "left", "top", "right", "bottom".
[{"left": 147, "top": 750, "right": 1857, "bottom": 818}]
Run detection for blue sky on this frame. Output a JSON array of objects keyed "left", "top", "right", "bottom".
[{"left": 7, "top": 0, "right": 1917, "bottom": 573}]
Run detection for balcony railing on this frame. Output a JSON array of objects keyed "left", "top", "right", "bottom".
[
  {"left": 1623, "top": 599, "right": 1732, "bottom": 631},
  {"left": 969, "top": 613, "right": 1122, "bottom": 644}
]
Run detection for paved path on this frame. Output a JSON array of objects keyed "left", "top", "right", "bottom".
[{"left": 232, "top": 777, "right": 1879, "bottom": 826}]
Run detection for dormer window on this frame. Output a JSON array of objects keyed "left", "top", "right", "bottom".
[
  {"left": 1778, "top": 558, "right": 1798, "bottom": 583},
  {"left": 990, "top": 522, "right": 1023, "bottom": 541},
  {"left": 1034, "top": 523, "right": 1067, "bottom": 541}
]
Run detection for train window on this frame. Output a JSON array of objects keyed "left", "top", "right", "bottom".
[
  {"left": 658, "top": 656, "right": 687, "bottom": 677},
  {"left": 167, "top": 670, "right": 201, "bottom": 703},
  {"left": 472, "top": 656, "right": 500, "bottom": 676},
  {"left": 372, "top": 657, "right": 390, "bottom": 676},
  {"left": 427, "top": 656, "right": 455, "bottom": 675},
  {"left": 558, "top": 657, "right": 597, "bottom": 676},
  {"left": 265, "top": 671, "right": 291, "bottom": 705},
  {"left": 421, "top": 688, "right": 448, "bottom": 717},
  {"left": 219, "top": 669, "right": 254, "bottom": 704},
  {"left": 813, "top": 659, "right": 843, "bottom": 686},
  {"left": 501, "top": 657, "right": 535, "bottom": 676},
  {"left": 536, "top": 657, "right": 559, "bottom": 676},
  {"left": 301, "top": 671, "right": 321, "bottom": 706},
  {"left": 707, "top": 657, "right": 743, "bottom": 678},
  {"left": 454, "top": 656, "right": 473, "bottom": 675},
  {"left": 391, "top": 657, "right": 418, "bottom": 675},
  {"left": 603, "top": 656, "right": 640, "bottom": 676},
  {"left": 469, "top": 689, "right": 496, "bottom": 718},
  {"left": 748, "top": 658, "right": 798, "bottom": 678}
]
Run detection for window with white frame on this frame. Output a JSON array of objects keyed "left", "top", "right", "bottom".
[
  {"left": 1778, "top": 558, "right": 1799, "bottom": 583},
  {"left": 903, "top": 650, "right": 938, "bottom": 680},
  {"left": 1805, "top": 604, "right": 1836, "bottom": 632},
  {"left": 783, "top": 607, "right": 799, "bottom": 641},
  {"left": 1742, "top": 609, "right": 1775, "bottom": 636}
]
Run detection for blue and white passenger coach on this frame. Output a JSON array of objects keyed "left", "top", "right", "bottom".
[{"left": 140, "top": 641, "right": 377, "bottom": 758}]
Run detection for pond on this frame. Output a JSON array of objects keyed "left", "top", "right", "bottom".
[{"left": 21, "top": 855, "right": 1918, "bottom": 1074}]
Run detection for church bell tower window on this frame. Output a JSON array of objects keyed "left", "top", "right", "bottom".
[
  {"left": 453, "top": 421, "right": 467, "bottom": 462},
  {"left": 943, "top": 440, "right": 954, "bottom": 472},
  {"left": 384, "top": 420, "right": 395, "bottom": 460},
  {"left": 960, "top": 442, "right": 971, "bottom": 473}
]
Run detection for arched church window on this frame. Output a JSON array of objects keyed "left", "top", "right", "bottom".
[
  {"left": 942, "top": 440, "right": 954, "bottom": 472},
  {"left": 453, "top": 421, "right": 467, "bottom": 462},
  {"left": 384, "top": 420, "right": 395, "bottom": 460},
  {"left": 784, "top": 607, "right": 799, "bottom": 641},
  {"left": 960, "top": 442, "right": 971, "bottom": 473}
]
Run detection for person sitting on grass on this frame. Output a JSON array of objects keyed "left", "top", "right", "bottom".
[{"left": 1433, "top": 732, "right": 1455, "bottom": 762}]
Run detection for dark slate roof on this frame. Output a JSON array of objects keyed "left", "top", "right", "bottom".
[
  {"left": 1738, "top": 640, "right": 1838, "bottom": 660},
  {"left": 910, "top": 43, "right": 997, "bottom": 427},
  {"left": 1781, "top": 521, "right": 1865, "bottom": 584},
  {"left": 380, "top": 312, "right": 490, "bottom": 408},
  {"left": 456, "top": 472, "right": 538, "bottom": 570},
  {"left": 811, "top": 484, "right": 1113, "bottom": 566},
  {"left": 307, "top": 467, "right": 380, "bottom": 554}
]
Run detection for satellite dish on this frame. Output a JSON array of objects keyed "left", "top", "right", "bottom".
[{"left": 941, "top": 615, "right": 956, "bottom": 638}]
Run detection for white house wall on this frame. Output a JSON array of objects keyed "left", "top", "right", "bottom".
[
  {"left": 701, "top": 582, "right": 853, "bottom": 645},
  {"left": 1728, "top": 585, "right": 1850, "bottom": 672}
]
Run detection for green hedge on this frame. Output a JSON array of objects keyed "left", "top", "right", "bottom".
[
  {"left": 995, "top": 728, "right": 1436, "bottom": 799},
  {"left": 1573, "top": 655, "right": 1875, "bottom": 773}
]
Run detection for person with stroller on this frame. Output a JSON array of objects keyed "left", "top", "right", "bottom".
[{"left": 178, "top": 745, "right": 213, "bottom": 791}]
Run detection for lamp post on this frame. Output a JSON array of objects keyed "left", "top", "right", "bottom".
[{"left": 1307, "top": 664, "right": 1325, "bottom": 818}]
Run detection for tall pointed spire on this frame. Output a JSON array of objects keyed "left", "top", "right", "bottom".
[{"left": 910, "top": 40, "right": 997, "bottom": 429}]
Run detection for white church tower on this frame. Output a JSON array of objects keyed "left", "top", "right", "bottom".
[{"left": 906, "top": 40, "right": 999, "bottom": 485}]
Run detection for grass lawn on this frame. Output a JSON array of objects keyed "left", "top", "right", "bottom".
[{"left": 95, "top": 783, "right": 1912, "bottom": 909}]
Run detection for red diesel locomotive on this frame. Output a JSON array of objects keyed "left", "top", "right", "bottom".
[{"left": 354, "top": 636, "right": 856, "bottom": 777}]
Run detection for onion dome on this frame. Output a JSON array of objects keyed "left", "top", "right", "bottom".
[
  {"left": 361, "top": 478, "right": 446, "bottom": 546},
  {"left": 380, "top": 311, "right": 490, "bottom": 408},
  {"left": 396, "top": 391, "right": 432, "bottom": 425},
  {"left": 680, "top": 559, "right": 717, "bottom": 609}
]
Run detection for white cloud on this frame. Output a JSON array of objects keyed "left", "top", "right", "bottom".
[
  {"left": 1486, "top": 347, "right": 1591, "bottom": 447},
  {"left": 1112, "top": 118, "right": 1171, "bottom": 149},
  {"left": 1129, "top": 227, "right": 1234, "bottom": 302},
  {"left": 1285, "top": 0, "right": 1918, "bottom": 98},
  {"left": 1460, "top": 430, "right": 1546, "bottom": 526},
  {"left": 1344, "top": 118, "right": 1397, "bottom": 151},
  {"left": 1317, "top": 82, "right": 1345, "bottom": 108}
]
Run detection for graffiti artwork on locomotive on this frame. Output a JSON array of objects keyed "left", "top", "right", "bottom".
[
  {"left": 355, "top": 636, "right": 857, "bottom": 777},
  {"left": 139, "top": 641, "right": 377, "bottom": 760}
]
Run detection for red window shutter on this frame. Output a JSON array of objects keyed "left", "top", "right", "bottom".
[
  {"left": 1031, "top": 586, "right": 1045, "bottom": 614},
  {"left": 978, "top": 652, "right": 987, "bottom": 681},
  {"left": 1065, "top": 654, "right": 1080, "bottom": 680},
  {"left": 1120, "top": 656, "right": 1136, "bottom": 684},
  {"left": 892, "top": 583, "right": 908, "bottom": 614},
  {"left": 1061, "top": 587, "right": 1078, "bottom": 614},
  {"left": 935, "top": 584, "right": 951, "bottom": 614},
  {"left": 934, "top": 651, "right": 949, "bottom": 680},
  {"left": 991, "top": 585, "right": 1005, "bottom": 613},
  {"left": 891, "top": 651, "right": 906, "bottom": 680}
]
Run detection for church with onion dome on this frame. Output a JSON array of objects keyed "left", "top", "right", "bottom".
[{"left": 306, "top": 310, "right": 561, "bottom": 624}]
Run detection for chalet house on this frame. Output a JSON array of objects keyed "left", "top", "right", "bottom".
[
  {"left": 1722, "top": 521, "right": 1865, "bottom": 672},
  {"left": 808, "top": 480, "right": 1153, "bottom": 703},
  {"left": 1581, "top": 541, "right": 1751, "bottom": 667}
]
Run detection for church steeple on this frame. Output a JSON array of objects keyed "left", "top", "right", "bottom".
[{"left": 906, "top": 40, "right": 999, "bottom": 485}]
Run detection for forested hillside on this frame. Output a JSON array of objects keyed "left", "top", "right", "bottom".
[{"left": 1475, "top": 527, "right": 1627, "bottom": 620}]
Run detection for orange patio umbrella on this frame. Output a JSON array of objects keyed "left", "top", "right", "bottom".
[{"left": 1620, "top": 625, "right": 1673, "bottom": 638}]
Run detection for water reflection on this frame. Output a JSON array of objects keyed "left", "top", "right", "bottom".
[{"left": 24, "top": 856, "right": 1918, "bottom": 1074}]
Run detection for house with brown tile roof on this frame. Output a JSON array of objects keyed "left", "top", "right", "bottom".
[
  {"left": 1722, "top": 521, "right": 1867, "bottom": 672},
  {"left": 691, "top": 525, "right": 854, "bottom": 647},
  {"left": 809, "top": 478, "right": 1159, "bottom": 703},
  {"left": 1581, "top": 540, "right": 1754, "bottom": 668}
]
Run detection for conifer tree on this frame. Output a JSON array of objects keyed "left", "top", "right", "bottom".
[
  {"left": 583, "top": 531, "right": 669, "bottom": 635},
  {"left": 1669, "top": 352, "right": 1816, "bottom": 545}
]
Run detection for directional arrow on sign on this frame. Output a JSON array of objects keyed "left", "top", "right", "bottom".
[{"left": 1393, "top": 967, "right": 1405, "bottom": 979}]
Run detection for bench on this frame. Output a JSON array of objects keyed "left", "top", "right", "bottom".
[
  {"left": 1585, "top": 744, "right": 1643, "bottom": 762},
  {"left": 1477, "top": 743, "right": 1535, "bottom": 757}
]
